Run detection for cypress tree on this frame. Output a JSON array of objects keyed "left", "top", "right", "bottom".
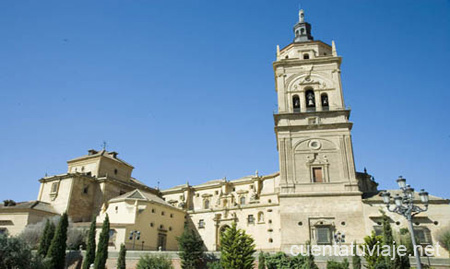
[
  {"left": 177, "top": 227, "right": 204, "bottom": 269},
  {"left": 352, "top": 242, "right": 361, "bottom": 269},
  {"left": 381, "top": 213, "right": 395, "bottom": 268},
  {"left": 117, "top": 243, "right": 126, "bottom": 269},
  {"left": 46, "top": 212, "right": 69, "bottom": 269},
  {"left": 38, "top": 219, "right": 55, "bottom": 257},
  {"left": 94, "top": 214, "right": 110, "bottom": 269},
  {"left": 220, "top": 222, "right": 256, "bottom": 269},
  {"left": 83, "top": 217, "right": 97, "bottom": 269}
]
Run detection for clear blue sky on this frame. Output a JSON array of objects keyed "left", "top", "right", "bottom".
[{"left": 0, "top": 0, "right": 449, "bottom": 201}]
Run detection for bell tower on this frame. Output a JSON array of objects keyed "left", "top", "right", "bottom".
[
  {"left": 274, "top": 10, "right": 365, "bottom": 252},
  {"left": 273, "top": 9, "right": 358, "bottom": 194}
]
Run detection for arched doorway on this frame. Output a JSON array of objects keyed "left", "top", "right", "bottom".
[{"left": 216, "top": 225, "right": 230, "bottom": 250}]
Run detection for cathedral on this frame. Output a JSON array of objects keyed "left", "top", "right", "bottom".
[{"left": 1, "top": 10, "right": 449, "bottom": 257}]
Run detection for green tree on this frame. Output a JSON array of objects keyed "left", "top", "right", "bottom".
[
  {"left": 352, "top": 243, "right": 361, "bottom": 269},
  {"left": 436, "top": 224, "right": 450, "bottom": 255},
  {"left": 136, "top": 254, "right": 173, "bottom": 269},
  {"left": 117, "top": 243, "right": 126, "bottom": 269},
  {"left": 258, "top": 251, "right": 266, "bottom": 269},
  {"left": 220, "top": 222, "right": 256, "bottom": 269},
  {"left": 46, "top": 212, "right": 69, "bottom": 269},
  {"left": 304, "top": 240, "right": 318, "bottom": 269},
  {"left": 83, "top": 217, "right": 97, "bottom": 269},
  {"left": 37, "top": 219, "right": 55, "bottom": 257},
  {"left": 177, "top": 227, "right": 204, "bottom": 268},
  {"left": 381, "top": 213, "right": 395, "bottom": 268},
  {"left": 0, "top": 234, "right": 33, "bottom": 268},
  {"left": 361, "top": 231, "right": 383, "bottom": 269},
  {"left": 94, "top": 214, "right": 110, "bottom": 269}
]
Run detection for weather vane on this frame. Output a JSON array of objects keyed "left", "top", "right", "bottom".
[{"left": 102, "top": 141, "right": 107, "bottom": 150}]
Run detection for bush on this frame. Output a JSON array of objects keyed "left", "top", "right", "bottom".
[
  {"left": 258, "top": 251, "right": 266, "bottom": 269},
  {"left": 327, "top": 259, "right": 349, "bottom": 269},
  {"left": 20, "top": 215, "right": 86, "bottom": 250},
  {"left": 207, "top": 260, "right": 223, "bottom": 269},
  {"left": 436, "top": 224, "right": 450, "bottom": 254},
  {"left": 136, "top": 254, "right": 173, "bottom": 269},
  {"left": 0, "top": 234, "right": 48, "bottom": 269}
]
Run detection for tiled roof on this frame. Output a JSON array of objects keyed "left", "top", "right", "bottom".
[{"left": 0, "top": 200, "right": 57, "bottom": 213}]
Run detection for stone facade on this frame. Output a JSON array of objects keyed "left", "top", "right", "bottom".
[{"left": 0, "top": 9, "right": 449, "bottom": 260}]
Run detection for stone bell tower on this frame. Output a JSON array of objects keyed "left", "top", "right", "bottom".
[{"left": 274, "top": 10, "right": 365, "bottom": 251}]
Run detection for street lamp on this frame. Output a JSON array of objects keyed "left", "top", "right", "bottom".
[
  {"left": 380, "top": 176, "right": 429, "bottom": 269},
  {"left": 129, "top": 230, "right": 141, "bottom": 250}
]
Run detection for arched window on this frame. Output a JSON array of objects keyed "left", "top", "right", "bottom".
[
  {"left": 303, "top": 53, "right": 310, "bottom": 60},
  {"left": 296, "top": 30, "right": 299, "bottom": 37},
  {"left": 321, "top": 93, "right": 329, "bottom": 111},
  {"left": 240, "top": 196, "right": 246, "bottom": 205},
  {"left": 292, "top": 95, "right": 300, "bottom": 113},
  {"left": 204, "top": 199, "right": 210, "bottom": 209},
  {"left": 305, "top": 89, "right": 316, "bottom": 111},
  {"left": 258, "top": 212, "right": 264, "bottom": 223}
]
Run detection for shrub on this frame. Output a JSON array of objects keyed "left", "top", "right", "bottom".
[
  {"left": 351, "top": 243, "right": 361, "bottom": 269},
  {"left": 258, "top": 251, "right": 266, "bottom": 269},
  {"left": 207, "top": 260, "right": 223, "bottom": 269},
  {"left": 0, "top": 234, "right": 33, "bottom": 268},
  {"left": 436, "top": 224, "right": 450, "bottom": 254},
  {"left": 220, "top": 222, "right": 256, "bottom": 269},
  {"left": 361, "top": 231, "right": 383, "bottom": 269},
  {"left": 327, "top": 259, "right": 349, "bottom": 269},
  {"left": 177, "top": 227, "right": 204, "bottom": 268},
  {"left": 136, "top": 254, "right": 173, "bottom": 269}
]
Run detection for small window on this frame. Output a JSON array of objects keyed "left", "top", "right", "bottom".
[
  {"left": 298, "top": 222, "right": 303, "bottom": 226},
  {"left": 316, "top": 227, "right": 331, "bottom": 244},
  {"left": 170, "top": 213, "right": 173, "bottom": 218},
  {"left": 312, "top": 167, "right": 323, "bottom": 183},
  {"left": 114, "top": 169, "right": 118, "bottom": 175},
  {"left": 204, "top": 199, "right": 210, "bottom": 209},
  {"left": 160, "top": 224, "right": 164, "bottom": 229},
  {"left": 81, "top": 166, "right": 85, "bottom": 172},
  {"left": 268, "top": 199, "right": 272, "bottom": 204},
  {"left": 269, "top": 238, "right": 273, "bottom": 243},
  {"left": 233, "top": 187, "right": 236, "bottom": 191},
  {"left": 303, "top": 53, "right": 310, "bottom": 60},
  {"left": 150, "top": 222, "right": 154, "bottom": 227},
  {"left": 293, "top": 95, "right": 300, "bottom": 113},
  {"left": 115, "top": 206, "right": 118, "bottom": 213},
  {"left": 373, "top": 226, "right": 383, "bottom": 236},
  {"left": 199, "top": 219, "right": 205, "bottom": 229},
  {"left": 50, "top": 182, "right": 59, "bottom": 194},
  {"left": 196, "top": 193, "right": 199, "bottom": 197},
  {"left": 305, "top": 90, "right": 316, "bottom": 111},
  {"left": 258, "top": 212, "right": 264, "bottom": 223},
  {"left": 414, "top": 228, "right": 432, "bottom": 245},
  {"left": 268, "top": 219, "right": 272, "bottom": 224},
  {"left": 248, "top": 215, "right": 255, "bottom": 224},
  {"left": 83, "top": 186, "right": 89, "bottom": 194},
  {"left": 240, "top": 197, "right": 246, "bottom": 205},
  {"left": 215, "top": 190, "right": 219, "bottom": 195},
  {"left": 152, "top": 208, "right": 155, "bottom": 213},
  {"left": 321, "top": 93, "right": 329, "bottom": 110},
  {"left": 169, "top": 227, "right": 172, "bottom": 231},
  {"left": 161, "top": 211, "right": 165, "bottom": 216}
]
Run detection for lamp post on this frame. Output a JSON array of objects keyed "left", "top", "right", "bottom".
[
  {"left": 129, "top": 230, "right": 141, "bottom": 250},
  {"left": 380, "top": 176, "right": 429, "bottom": 269}
]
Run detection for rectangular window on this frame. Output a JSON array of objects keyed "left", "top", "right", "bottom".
[
  {"left": 313, "top": 167, "right": 323, "bottom": 183},
  {"left": 414, "top": 228, "right": 432, "bottom": 245},
  {"left": 198, "top": 219, "right": 205, "bottom": 229},
  {"left": 248, "top": 215, "right": 255, "bottom": 224},
  {"left": 51, "top": 182, "right": 59, "bottom": 193},
  {"left": 373, "top": 226, "right": 383, "bottom": 236},
  {"left": 316, "top": 227, "right": 331, "bottom": 244}
]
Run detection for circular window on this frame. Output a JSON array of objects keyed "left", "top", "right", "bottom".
[
  {"left": 396, "top": 221, "right": 400, "bottom": 226},
  {"left": 341, "top": 221, "right": 346, "bottom": 226},
  {"left": 269, "top": 238, "right": 273, "bottom": 243},
  {"left": 308, "top": 140, "right": 321, "bottom": 150},
  {"left": 434, "top": 221, "right": 439, "bottom": 226},
  {"left": 298, "top": 222, "right": 303, "bottom": 226}
]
